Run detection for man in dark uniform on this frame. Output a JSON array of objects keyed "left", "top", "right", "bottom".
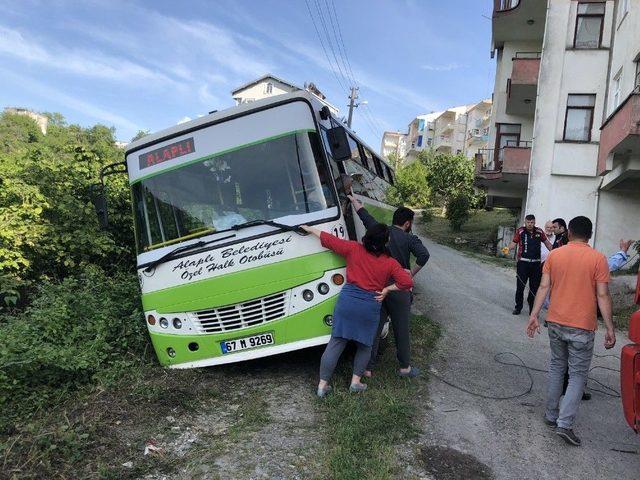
[
  {"left": 348, "top": 194, "right": 430, "bottom": 377},
  {"left": 506, "top": 214, "right": 553, "bottom": 315},
  {"left": 552, "top": 218, "right": 568, "bottom": 249}
]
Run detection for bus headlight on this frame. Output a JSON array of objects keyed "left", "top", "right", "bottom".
[
  {"left": 302, "top": 289, "right": 314, "bottom": 302},
  {"left": 167, "top": 347, "right": 176, "bottom": 357},
  {"left": 324, "top": 315, "right": 333, "bottom": 326},
  {"left": 172, "top": 318, "right": 182, "bottom": 329},
  {"left": 331, "top": 274, "right": 344, "bottom": 286},
  {"left": 159, "top": 317, "right": 169, "bottom": 329},
  {"left": 317, "top": 283, "right": 330, "bottom": 295},
  {"left": 147, "top": 314, "right": 156, "bottom": 325}
]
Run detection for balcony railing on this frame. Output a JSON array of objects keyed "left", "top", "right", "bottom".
[
  {"left": 494, "top": 0, "right": 520, "bottom": 12},
  {"left": 476, "top": 141, "right": 531, "bottom": 174},
  {"left": 598, "top": 87, "right": 640, "bottom": 175},
  {"left": 514, "top": 51, "right": 541, "bottom": 59}
]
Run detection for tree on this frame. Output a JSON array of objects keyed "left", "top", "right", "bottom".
[
  {"left": 131, "top": 130, "right": 150, "bottom": 142},
  {"left": 385, "top": 159, "right": 431, "bottom": 208},
  {"left": 0, "top": 112, "right": 134, "bottom": 308},
  {"left": 420, "top": 150, "right": 475, "bottom": 204},
  {"left": 419, "top": 150, "right": 479, "bottom": 230}
]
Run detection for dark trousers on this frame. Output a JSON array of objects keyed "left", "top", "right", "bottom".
[
  {"left": 367, "top": 290, "right": 412, "bottom": 371},
  {"left": 515, "top": 260, "right": 542, "bottom": 312}
]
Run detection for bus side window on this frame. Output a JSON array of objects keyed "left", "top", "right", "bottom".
[
  {"left": 347, "top": 135, "right": 368, "bottom": 169},
  {"left": 368, "top": 149, "right": 384, "bottom": 178},
  {"left": 385, "top": 165, "right": 395, "bottom": 185}
]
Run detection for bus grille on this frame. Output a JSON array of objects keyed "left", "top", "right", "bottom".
[{"left": 192, "top": 292, "right": 288, "bottom": 333}]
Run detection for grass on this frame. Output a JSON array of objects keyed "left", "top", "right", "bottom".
[
  {"left": 320, "top": 315, "right": 440, "bottom": 479},
  {"left": 613, "top": 303, "right": 638, "bottom": 330},
  {"left": 0, "top": 360, "right": 270, "bottom": 480},
  {"left": 420, "top": 207, "right": 517, "bottom": 257}
]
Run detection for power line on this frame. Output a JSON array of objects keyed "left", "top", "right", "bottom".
[
  {"left": 314, "top": 0, "right": 350, "bottom": 91},
  {"left": 328, "top": 0, "right": 358, "bottom": 87},
  {"left": 324, "top": 0, "right": 354, "bottom": 87},
  {"left": 303, "top": 0, "right": 348, "bottom": 95}
]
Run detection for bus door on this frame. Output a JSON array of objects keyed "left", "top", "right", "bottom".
[{"left": 621, "top": 271, "right": 640, "bottom": 432}]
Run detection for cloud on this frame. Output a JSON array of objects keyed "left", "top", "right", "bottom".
[
  {"left": 198, "top": 84, "right": 219, "bottom": 106},
  {"left": 421, "top": 63, "right": 465, "bottom": 72},
  {"left": 4, "top": 70, "right": 141, "bottom": 133},
  {"left": 0, "top": 25, "right": 180, "bottom": 88},
  {"left": 177, "top": 116, "right": 192, "bottom": 124}
]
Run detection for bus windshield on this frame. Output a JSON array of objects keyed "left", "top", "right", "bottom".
[{"left": 132, "top": 130, "right": 337, "bottom": 252}]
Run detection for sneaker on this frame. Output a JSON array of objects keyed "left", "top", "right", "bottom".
[
  {"left": 316, "top": 385, "right": 332, "bottom": 398},
  {"left": 555, "top": 427, "right": 581, "bottom": 446},
  {"left": 543, "top": 416, "right": 557, "bottom": 428},
  {"left": 512, "top": 309, "right": 522, "bottom": 315},
  {"left": 398, "top": 366, "right": 420, "bottom": 378},
  {"left": 582, "top": 391, "right": 592, "bottom": 401},
  {"left": 349, "top": 383, "right": 368, "bottom": 393}
]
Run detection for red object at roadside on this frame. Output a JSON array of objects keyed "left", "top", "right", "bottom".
[{"left": 621, "top": 272, "right": 640, "bottom": 433}]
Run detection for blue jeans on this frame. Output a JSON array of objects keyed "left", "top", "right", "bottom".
[{"left": 545, "top": 322, "right": 595, "bottom": 429}]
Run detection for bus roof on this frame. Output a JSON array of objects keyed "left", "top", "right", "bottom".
[
  {"left": 125, "top": 90, "right": 392, "bottom": 171},
  {"left": 126, "top": 91, "right": 323, "bottom": 154}
]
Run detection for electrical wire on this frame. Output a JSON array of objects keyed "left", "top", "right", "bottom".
[
  {"left": 429, "top": 351, "right": 622, "bottom": 400},
  {"left": 303, "top": 0, "right": 348, "bottom": 96}
]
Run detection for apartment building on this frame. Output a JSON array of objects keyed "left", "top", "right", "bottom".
[
  {"left": 231, "top": 74, "right": 339, "bottom": 114},
  {"left": 398, "top": 100, "right": 491, "bottom": 163},
  {"left": 4, "top": 107, "right": 48, "bottom": 134},
  {"left": 477, "top": 0, "right": 640, "bottom": 254},
  {"left": 380, "top": 131, "right": 407, "bottom": 162},
  {"left": 464, "top": 100, "right": 492, "bottom": 160},
  {"left": 404, "top": 111, "right": 442, "bottom": 161}
]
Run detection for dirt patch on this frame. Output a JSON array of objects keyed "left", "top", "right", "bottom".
[{"left": 420, "top": 445, "right": 493, "bottom": 480}]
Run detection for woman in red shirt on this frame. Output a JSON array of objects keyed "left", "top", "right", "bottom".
[{"left": 300, "top": 223, "right": 413, "bottom": 397}]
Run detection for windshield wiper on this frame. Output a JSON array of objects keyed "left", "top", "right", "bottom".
[
  {"left": 143, "top": 233, "right": 236, "bottom": 272},
  {"left": 230, "top": 219, "right": 306, "bottom": 234}
]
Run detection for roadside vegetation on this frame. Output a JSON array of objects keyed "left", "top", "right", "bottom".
[
  {"left": 421, "top": 207, "right": 518, "bottom": 264},
  {"left": 321, "top": 315, "right": 440, "bottom": 479}
]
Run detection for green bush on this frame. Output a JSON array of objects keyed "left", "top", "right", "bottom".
[
  {"left": 0, "top": 267, "right": 147, "bottom": 416},
  {"left": 446, "top": 194, "right": 472, "bottom": 232},
  {"left": 0, "top": 112, "right": 135, "bottom": 308}
]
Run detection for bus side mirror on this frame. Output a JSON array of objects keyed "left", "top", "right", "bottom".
[
  {"left": 90, "top": 184, "right": 109, "bottom": 230},
  {"left": 327, "top": 126, "right": 351, "bottom": 161}
]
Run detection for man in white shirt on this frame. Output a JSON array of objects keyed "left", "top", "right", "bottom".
[{"left": 541, "top": 221, "right": 556, "bottom": 264}]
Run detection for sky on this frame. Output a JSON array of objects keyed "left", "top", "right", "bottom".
[{"left": 0, "top": 0, "right": 495, "bottom": 149}]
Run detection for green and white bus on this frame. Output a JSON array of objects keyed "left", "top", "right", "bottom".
[{"left": 109, "top": 91, "right": 395, "bottom": 368}]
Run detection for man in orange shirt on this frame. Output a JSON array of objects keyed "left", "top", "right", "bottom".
[{"left": 526, "top": 216, "right": 616, "bottom": 446}]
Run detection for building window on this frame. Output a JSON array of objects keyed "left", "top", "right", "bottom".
[
  {"left": 635, "top": 61, "right": 640, "bottom": 89},
  {"left": 564, "top": 94, "right": 596, "bottom": 142},
  {"left": 612, "top": 70, "right": 622, "bottom": 111},
  {"left": 574, "top": 2, "right": 605, "bottom": 49},
  {"left": 426, "top": 137, "right": 432, "bottom": 146},
  {"left": 265, "top": 82, "right": 273, "bottom": 94},
  {"left": 417, "top": 135, "right": 423, "bottom": 147}
]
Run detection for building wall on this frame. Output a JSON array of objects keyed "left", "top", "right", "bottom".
[
  {"left": 4, "top": 107, "right": 48, "bottom": 134},
  {"left": 596, "top": 187, "right": 640, "bottom": 253},
  {"left": 526, "top": 0, "right": 617, "bottom": 253},
  {"left": 233, "top": 79, "right": 295, "bottom": 105},
  {"left": 489, "top": 40, "right": 541, "bottom": 147}
]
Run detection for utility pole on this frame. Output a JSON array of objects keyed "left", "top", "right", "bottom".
[{"left": 347, "top": 86, "right": 358, "bottom": 128}]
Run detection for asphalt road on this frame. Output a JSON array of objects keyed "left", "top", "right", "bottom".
[{"left": 413, "top": 238, "right": 638, "bottom": 480}]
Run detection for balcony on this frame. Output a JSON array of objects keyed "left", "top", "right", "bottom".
[
  {"left": 492, "top": 0, "right": 546, "bottom": 50},
  {"left": 598, "top": 89, "right": 640, "bottom": 190},
  {"left": 475, "top": 142, "right": 531, "bottom": 186},
  {"left": 506, "top": 52, "right": 540, "bottom": 116}
]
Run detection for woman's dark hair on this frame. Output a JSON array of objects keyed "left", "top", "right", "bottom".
[{"left": 362, "top": 223, "right": 390, "bottom": 256}]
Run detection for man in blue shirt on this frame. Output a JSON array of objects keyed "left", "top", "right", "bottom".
[{"left": 608, "top": 239, "right": 634, "bottom": 272}]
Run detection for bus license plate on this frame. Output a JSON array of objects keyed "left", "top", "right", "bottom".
[{"left": 220, "top": 333, "right": 274, "bottom": 354}]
